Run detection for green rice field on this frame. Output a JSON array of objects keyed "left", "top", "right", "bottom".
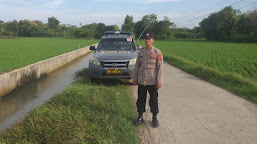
[
  {"left": 151, "top": 40, "right": 257, "bottom": 103},
  {"left": 155, "top": 40, "right": 257, "bottom": 82},
  {"left": 1, "top": 38, "right": 256, "bottom": 103},
  {"left": 0, "top": 38, "right": 98, "bottom": 74}
]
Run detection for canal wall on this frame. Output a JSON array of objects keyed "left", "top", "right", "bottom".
[{"left": 0, "top": 44, "right": 96, "bottom": 99}]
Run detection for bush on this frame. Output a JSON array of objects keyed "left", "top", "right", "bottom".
[
  {"left": 230, "top": 33, "right": 257, "bottom": 43},
  {"left": 174, "top": 32, "right": 204, "bottom": 39}
]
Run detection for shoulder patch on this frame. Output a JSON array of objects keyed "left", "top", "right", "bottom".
[{"left": 158, "top": 54, "right": 162, "bottom": 61}]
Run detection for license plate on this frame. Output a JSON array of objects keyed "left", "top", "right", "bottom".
[{"left": 107, "top": 69, "right": 122, "bottom": 74}]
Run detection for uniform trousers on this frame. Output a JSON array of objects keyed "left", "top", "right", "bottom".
[{"left": 137, "top": 84, "right": 159, "bottom": 114}]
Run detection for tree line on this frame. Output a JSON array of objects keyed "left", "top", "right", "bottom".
[
  {"left": 122, "top": 7, "right": 257, "bottom": 42},
  {"left": 0, "top": 6, "right": 256, "bottom": 43},
  {"left": 121, "top": 14, "right": 204, "bottom": 40},
  {"left": 0, "top": 14, "right": 203, "bottom": 40},
  {"left": 0, "top": 17, "right": 120, "bottom": 39},
  {"left": 200, "top": 6, "right": 257, "bottom": 43}
]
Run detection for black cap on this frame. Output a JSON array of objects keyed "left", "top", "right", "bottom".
[{"left": 144, "top": 33, "right": 154, "bottom": 39}]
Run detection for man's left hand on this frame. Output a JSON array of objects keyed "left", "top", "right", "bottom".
[{"left": 156, "top": 83, "right": 162, "bottom": 88}]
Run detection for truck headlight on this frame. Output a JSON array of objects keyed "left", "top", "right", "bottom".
[
  {"left": 90, "top": 57, "right": 100, "bottom": 65},
  {"left": 129, "top": 57, "right": 137, "bottom": 66}
]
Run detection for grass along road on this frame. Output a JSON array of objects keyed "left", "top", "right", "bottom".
[
  {"left": 0, "top": 38, "right": 98, "bottom": 74},
  {"left": 137, "top": 39, "right": 257, "bottom": 104},
  {"left": 0, "top": 69, "right": 139, "bottom": 143}
]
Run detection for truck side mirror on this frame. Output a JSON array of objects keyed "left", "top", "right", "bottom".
[{"left": 90, "top": 46, "right": 96, "bottom": 51}]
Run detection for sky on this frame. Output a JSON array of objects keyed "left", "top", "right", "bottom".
[{"left": 0, "top": 0, "right": 256, "bottom": 29}]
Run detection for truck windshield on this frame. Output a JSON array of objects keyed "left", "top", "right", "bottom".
[{"left": 98, "top": 38, "right": 136, "bottom": 51}]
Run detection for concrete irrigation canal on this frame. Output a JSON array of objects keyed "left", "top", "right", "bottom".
[{"left": 0, "top": 52, "right": 92, "bottom": 132}]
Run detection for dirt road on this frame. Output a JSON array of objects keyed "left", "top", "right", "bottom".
[{"left": 129, "top": 62, "right": 257, "bottom": 144}]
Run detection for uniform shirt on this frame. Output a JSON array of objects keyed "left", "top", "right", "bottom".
[{"left": 133, "top": 46, "right": 163, "bottom": 86}]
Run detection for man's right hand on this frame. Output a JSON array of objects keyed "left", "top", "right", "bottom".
[{"left": 133, "top": 80, "right": 137, "bottom": 85}]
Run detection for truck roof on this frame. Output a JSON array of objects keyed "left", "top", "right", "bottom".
[
  {"left": 101, "top": 35, "right": 134, "bottom": 39},
  {"left": 101, "top": 31, "right": 133, "bottom": 39}
]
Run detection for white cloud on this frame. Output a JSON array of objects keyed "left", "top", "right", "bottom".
[
  {"left": 16, "top": 0, "right": 32, "bottom": 5},
  {"left": 42, "top": 0, "right": 64, "bottom": 9},
  {"left": 61, "top": 12, "right": 127, "bottom": 26},
  {"left": 64, "top": 9, "right": 72, "bottom": 11}
]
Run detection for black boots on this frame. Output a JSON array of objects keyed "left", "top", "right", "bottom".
[
  {"left": 134, "top": 113, "right": 144, "bottom": 126},
  {"left": 152, "top": 113, "right": 159, "bottom": 128},
  {"left": 134, "top": 113, "right": 159, "bottom": 127}
]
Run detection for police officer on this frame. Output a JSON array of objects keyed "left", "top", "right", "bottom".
[{"left": 133, "top": 33, "right": 163, "bottom": 128}]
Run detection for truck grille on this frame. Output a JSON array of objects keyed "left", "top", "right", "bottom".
[{"left": 101, "top": 61, "right": 128, "bottom": 68}]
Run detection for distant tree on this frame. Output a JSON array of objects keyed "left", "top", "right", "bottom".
[
  {"left": 18, "top": 20, "right": 34, "bottom": 37},
  {"left": 216, "top": 6, "right": 238, "bottom": 40},
  {"left": 105, "top": 25, "right": 120, "bottom": 32},
  {"left": 134, "top": 14, "right": 158, "bottom": 39},
  {"left": 142, "top": 14, "right": 158, "bottom": 34},
  {"left": 32, "top": 20, "right": 48, "bottom": 37},
  {"left": 190, "top": 26, "right": 204, "bottom": 39},
  {"left": 121, "top": 15, "right": 135, "bottom": 33},
  {"left": 58, "top": 24, "right": 72, "bottom": 37},
  {"left": 174, "top": 27, "right": 190, "bottom": 39},
  {"left": 48, "top": 17, "right": 60, "bottom": 29},
  {"left": 96, "top": 23, "right": 106, "bottom": 38},
  {"left": 105, "top": 25, "right": 114, "bottom": 31},
  {"left": 200, "top": 12, "right": 220, "bottom": 40},
  {"left": 134, "top": 21, "right": 144, "bottom": 39},
  {"left": 73, "top": 28, "right": 90, "bottom": 38},
  {"left": 155, "top": 16, "right": 174, "bottom": 39},
  {"left": 134, "top": 14, "right": 176, "bottom": 40},
  {"left": 113, "top": 24, "right": 120, "bottom": 31},
  {"left": 200, "top": 6, "right": 257, "bottom": 42},
  {"left": 141, "top": 14, "right": 158, "bottom": 24},
  {"left": 249, "top": 11, "right": 257, "bottom": 33},
  {"left": 237, "top": 14, "right": 251, "bottom": 35},
  {"left": 85, "top": 23, "right": 98, "bottom": 38},
  {"left": 5, "top": 20, "right": 19, "bottom": 36},
  {"left": 191, "top": 26, "right": 202, "bottom": 34},
  {"left": 0, "top": 20, "right": 5, "bottom": 37}
]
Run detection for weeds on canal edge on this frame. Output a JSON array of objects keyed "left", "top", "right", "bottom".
[{"left": 0, "top": 69, "right": 139, "bottom": 144}]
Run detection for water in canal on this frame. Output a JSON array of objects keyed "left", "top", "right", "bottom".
[{"left": 0, "top": 53, "right": 92, "bottom": 132}]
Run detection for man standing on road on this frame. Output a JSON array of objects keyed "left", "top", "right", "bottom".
[{"left": 133, "top": 33, "right": 163, "bottom": 128}]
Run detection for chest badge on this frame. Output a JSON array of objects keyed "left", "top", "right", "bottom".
[{"left": 150, "top": 53, "right": 157, "bottom": 58}]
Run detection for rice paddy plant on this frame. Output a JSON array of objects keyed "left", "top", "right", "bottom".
[{"left": 0, "top": 37, "right": 98, "bottom": 74}]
